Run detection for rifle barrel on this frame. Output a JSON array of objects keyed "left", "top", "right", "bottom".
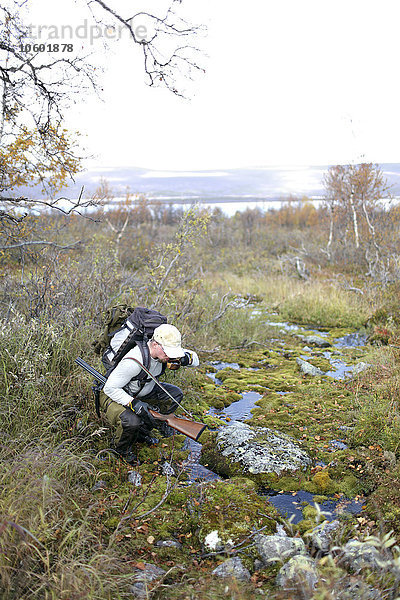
[{"left": 75, "top": 357, "right": 106, "bottom": 386}]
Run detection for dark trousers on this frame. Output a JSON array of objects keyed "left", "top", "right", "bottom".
[{"left": 100, "top": 383, "right": 183, "bottom": 455}]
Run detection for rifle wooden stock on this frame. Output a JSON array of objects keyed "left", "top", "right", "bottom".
[
  {"left": 75, "top": 357, "right": 207, "bottom": 442},
  {"left": 149, "top": 410, "right": 207, "bottom": 442}
]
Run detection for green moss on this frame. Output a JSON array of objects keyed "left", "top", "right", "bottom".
[
  {"left": 302, "top": 504, "right": 319, "bottom": 521},
  {"left": 338, "top": 474, "right": 364, "bottom": 497},
  {"left": 198, "top": 479, "right": 278, "bottom": 549},
  {"left": 312, "top": 470, "right": 334, "bottom": 493},
  {"left": 307, "top": 356, "right": 333, "bottom": 372},
  {"left": 296, "top": 518, "right": 316, "bottom": 535}
]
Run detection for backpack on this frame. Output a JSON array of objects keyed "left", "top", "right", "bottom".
[
  {"left": 91, "top": 305, "right": 167, "bottom": 416},
  {"left": 92, "top": 304, "right": 136, "bottom": 356}
]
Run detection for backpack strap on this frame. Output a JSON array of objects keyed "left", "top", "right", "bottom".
[
  {"left": 134, "top": 339, "right": 151, "bottom": 383},
  {"left": 106, "top": 318, "right": 139, "bottom": 363}
]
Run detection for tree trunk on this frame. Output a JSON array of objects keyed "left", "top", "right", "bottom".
[{"left": 348, "top": 188, "right": 359, "bottom": 249}]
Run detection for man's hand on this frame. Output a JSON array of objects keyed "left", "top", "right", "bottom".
[
  {"left": 130, "top": 400, "right": 158, "bottom": 428},
  {"left": 180, "top": 350, "right": 199, "bottom": 367}
]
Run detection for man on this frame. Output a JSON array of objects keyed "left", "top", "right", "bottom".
[{"left": 101, "top": 323, "right": 199, "bottom": 464}]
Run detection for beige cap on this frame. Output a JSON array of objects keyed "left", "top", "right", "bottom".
[{"left": 153, "top": 324, "right": 185, "bottom": 358}]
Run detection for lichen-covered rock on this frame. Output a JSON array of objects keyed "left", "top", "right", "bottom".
[
  {"left": 212, "top": 557, "right": 251, "bottom": 581},
  {"left": 162, "top": 461, "right": 176, "bottom": 476},
  {"left": 340, "top": 540, "right": 391, "bottom": 572},
  {"left": 311, "top": 519, "right": 340, "bottom": 553},
  {"left": 296, "top": 357, "right": 325, "bottom": 376},
  {"left": 255, "top": 533, "right": 307, "bottom": 564},
  {"left": 276, "top": 523, "right": 288, "bottom": 537},
  {"left": 215, "top": 421, "right": 311, "bottom": 475},
  {"left": 276, "top": 555, "right": 319, "bottom": 591}
]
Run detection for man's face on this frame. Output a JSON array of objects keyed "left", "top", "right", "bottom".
[{"left": 150, "top": 341, "right": 170, "bottom": 363}]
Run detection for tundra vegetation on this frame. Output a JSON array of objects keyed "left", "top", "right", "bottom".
[{"left": 2, "top": 167, "right": 400, "bottom": 599}]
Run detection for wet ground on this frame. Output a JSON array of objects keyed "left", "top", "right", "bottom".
[
  {"left": 260, "top": 489, "right": 365, "bottom": 524},
  {"left": 182, "top": 317, "right": 369, "bottom": 522}
]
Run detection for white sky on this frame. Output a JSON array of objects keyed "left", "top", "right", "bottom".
[{"left": 26, "top": 0, "right": 400, "bottom": 171}]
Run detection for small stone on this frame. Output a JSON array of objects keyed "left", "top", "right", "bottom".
[
  {"left": 276, "top": 555, "right": 319, "bottom": 591},
  {"left": 204, "top": 530, "right": 224, "bottom": 552},
  {"left": 340, "top": 540, "right": 391, "bottom": 572},
  {"left": 275, "top": 523, "right": 288, "bottom": 537},
  {"left": 331, "top": 578, "right": 383, "bottom": 600},
  {"left": 311, "top": 520, "right": 340, "bottom": 553},
  {"left": 296, "top": 357, "right": 325, "bottom": 377},
  {"left": 129, "top": 563, "right": 166, "bottom": 598},
  {"left": 91, "top": 480, "right": 107, "bottom": 492},
  {"left": 351, "top": 362, "right": 370, "bottom": 376},
  {"left": 254, "top": 559, "right": 264, "bottom": 571},
  {"left": 130, "top": 582, "right": 146, "bottom": 598},
  {"left": 162, "top": 461, "right": 176, "bottom": 476},
  {"left": 128, "top": 470, "right": 142, "bottom": 486},
  {"left": 300, "top": 335, "right": 332, "bottom": 348},
  {"left": 212, "top": 557, "right": 251, "bottom": 581},
  {"left": 155, "top": 539, "right": 182, "bottom": 549}
]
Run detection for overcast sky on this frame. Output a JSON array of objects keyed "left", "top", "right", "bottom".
[{"left": 27, "top": 0, "right": 400, "bottom": 171}]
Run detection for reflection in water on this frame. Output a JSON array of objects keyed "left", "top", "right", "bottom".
[
  {"left": 206, "top": 361, "right": 240, "bottom": 385},
  {"left": 183, "top": 438, "right": 221, "bottom": 482},
  {"left": 260, "top": 489, "right": 365, "bottom": 523},
  {"left": 209, "top": 391, "right": 263, "bottom": 423},
  {"left": 334, "top": 332, "right": 368, "bottom": 348}
]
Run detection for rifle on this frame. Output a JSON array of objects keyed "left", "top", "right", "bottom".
[{"left": 75, "top": 357, "right": 207, "bottom": 442}]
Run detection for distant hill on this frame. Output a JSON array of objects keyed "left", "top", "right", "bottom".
[{"left": 9, "top": 163, "right": 400, "bottom": 203}]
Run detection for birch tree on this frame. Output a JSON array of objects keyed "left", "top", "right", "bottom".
[{"left": 322, "top": 163, "right": 391, "bottom": 277}]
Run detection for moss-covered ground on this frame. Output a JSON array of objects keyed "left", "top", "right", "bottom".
[{"left": 189, "top": 325, "right": 400, "bottom": 539}]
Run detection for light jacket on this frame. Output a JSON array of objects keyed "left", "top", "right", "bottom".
[{"left": 103, "top": 343, "right": 199, "bottom": 406}]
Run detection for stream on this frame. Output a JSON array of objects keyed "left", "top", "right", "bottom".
[{"left": 182, "top": 319, "right": 368, "bottom": 523}]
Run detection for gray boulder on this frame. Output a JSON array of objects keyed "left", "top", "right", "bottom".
[
  {"left": 130, "top": 563, "right": 166, "bottom": 598},
  {"left": 296, "top": 357, "right": 325, "bottom": 376},
  {"left": 212, "top": 557, "right": 251, "bottom": 581},
  {"left": 216, "top": 421, "right": 311, "bottom": 475},
  {"left": 276, "top": 555, "right": 319, "bottom": 591},
  {"left": 340, "top": 540, "right": 391, "bottom": 572},
  {"left": 311, "top": 519, "right": 340, "bottom": 553},
  {"left": 255, "top": 534, "right": 307, "bottom": 565},
  {"left": 299, "top": 335, "right": 332, "bottom": 348}
]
